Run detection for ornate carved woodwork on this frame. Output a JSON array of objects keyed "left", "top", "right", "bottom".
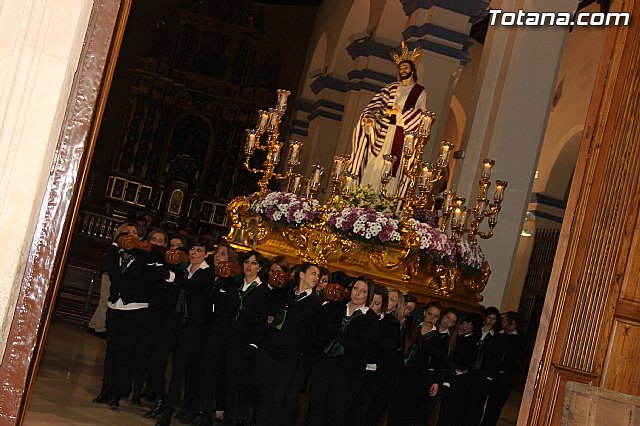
[{"left": 520, "top": 0, "right": 640, "bottom": 424}]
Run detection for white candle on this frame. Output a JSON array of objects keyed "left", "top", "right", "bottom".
[
  {"left": 244, "top": 129, "right": 258, "bottom": 155},
  {"left": 276, "top": 89, "right": 291, "bottom": 112},
  {"left": 289, "top": 174, "right": 303, "bottom": 194},
  {"left": 419, "top": 112, "right": 435, "bottom": 135},
  {"left": 438, "top": 141, "right": 454, "bottom": 167},
  {"left": 482, "top": 159, "right": 495, "bottom": 179},
  {"left": 288, "top": 140, "right": 302, "bottom": 164},
  {"left": 342, "top": 172, "right": 355, "bottom": 196},
  {"left": 403, "top": 132, "right": 416, "bottom": 157},
  {"left": 256, "top": 110, "right": 269, "bottom": 133},
  {"left": 268, "top": 141, "right": 283, "bottom": 163},
  {"left": 494, "top": 180, "right": 507, "bottom": 202},
  {"left": 381, "top": 154, "right": 396, "bottom": 181},
  {"left": 268, "top": 108, "right": 279, "bottom": 129}
]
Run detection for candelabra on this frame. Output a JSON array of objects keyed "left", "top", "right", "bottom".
[
  {"left": 243, "top": 89, "right": 326, "bottom": 199},
  {"left": 442, "top": 159, "right": 507, "bottom": 242}
]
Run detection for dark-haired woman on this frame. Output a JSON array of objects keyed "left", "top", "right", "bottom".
[
  {"left": 254, "top": 262, "right": 323, "bottom": 426},
  {"left": 388, "top": 300, "right": 443, "bottom": 426},
  {"left": 306, "top": 277, "right": 380, "bottom": 426},
  {"left": 348, "top": 284, "right": 402, "bottom": 426},
  {"left": 464, "top": 306, "right": 502, "bottom": 425},
  {"left": 177, "top": 242, "right": 239, "bottom": 424},
  {"left": 200, "top": 250, "right": 271, "bottom": 426},
  {"left": 144, "top": 237, "right": 216, "bottom": 426}
]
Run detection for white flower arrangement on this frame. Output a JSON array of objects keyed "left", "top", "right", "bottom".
[
  {"left": 456, "top": 238, "right": 486, "bottom": 271},
  {"left": 406, "top": 218, "right": 456, "bottom": 263},
  {"left": 251, "top": 191, "right": 320, "bottom": 224},
  {"left": 327, "top": 207, "right": 401, "bottom": 244}
]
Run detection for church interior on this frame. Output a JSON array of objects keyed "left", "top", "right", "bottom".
[{"left": 2, "top": 0, "right": 640, "bottom": 425}]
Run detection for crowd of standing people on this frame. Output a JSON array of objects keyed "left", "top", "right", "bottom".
[{"left": 88, "top": 218, "right": 524, "bottom": 426}]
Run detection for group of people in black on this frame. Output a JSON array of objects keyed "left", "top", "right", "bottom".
[{"left": 92, "top": 222, "right": 524, "bottom": 426}]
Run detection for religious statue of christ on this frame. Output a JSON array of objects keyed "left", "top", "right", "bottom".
[{"left": 349, "top": 42, "right": 427, "bottom": 195}]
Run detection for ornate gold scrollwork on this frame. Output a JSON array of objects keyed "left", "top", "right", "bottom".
[
  {"left": 371, "top": 230, "right": 422, "bottom": 281},
  {"left": 283, "top": 225, "right": 355, "bottom": 266},
  {"left": 435, "top": 264, "right": 461, "bottom": 297}
]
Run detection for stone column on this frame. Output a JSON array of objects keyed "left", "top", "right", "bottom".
[{"left": 451, "top": 0, "right": 579, "bottom": 308}]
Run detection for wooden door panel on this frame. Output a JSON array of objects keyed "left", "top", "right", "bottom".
[{"left": 601, "top": 318, "right": 640, "bottom": 395}]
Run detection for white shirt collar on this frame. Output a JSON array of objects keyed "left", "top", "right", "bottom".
[
  {"left": 346, "top": 303, "right": 369, "bottom": 317},
  {"left": 242, "top": 275, "right": 262, "bottom": 291},
  {"left": 187, "top": 260, "right": 209, "bottom": 278}
]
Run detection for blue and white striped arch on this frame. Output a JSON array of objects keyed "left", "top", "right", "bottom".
[{"left": 293, "top": 0, "right": 490, "bottom": 134}]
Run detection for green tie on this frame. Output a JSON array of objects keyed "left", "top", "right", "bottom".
[
  {"left": 233, "top": 280, "right": 259, "bottom": 321},
  {"left": 324, "top": 309, "right": 364, "bottom": 357},
  {"left": 270, "top": 292, "right": 308, "bottom": 330}
]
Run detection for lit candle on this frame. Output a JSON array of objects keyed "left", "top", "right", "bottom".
[
  {"left": 460, "top": 207, "right": 470, "bottom": 229},
  {"left": 276, "top": 89, "right": 291, "bottom": 112},
  {"left": 452, "top": 207, "right": 462, "bottom": 227},
  {"left": 494, "top": 180, "right": 507, "bottom": 203},
  {"left": 479, "top": 181, "right": 491, "bottom": 199},
  {"left": 443, "top": 190, "right": 455, "bottom": 212},
  {"left": 309, "top": 165, "right": 324, "bottom": 189},
  {"left": 419, "top": 162, "right": 434, "bottom": 191},
  {"left": 437, "top": 141, "right": 454, "bottom": 168},
  {"left": 289, "top": 174, "right": 303, "bottom": 194},
  {"left": 268, "top": 140, "right": 283, "bottom": 163},
  {"left": 475, "top": 198, "right": 488, "bottom": 214},
  {"left": 332, "top": 156, "right": 346, "bottom": 181},
  {"left": 268, "top": 108, "right": 279, "bottom": 129},
  {"left": 342, "top": 172, "right": 355, "bottom": 196},
  {"left": 403, "top": 132, "right": 416, "bottom": 157},
  {"left": 419, "top": 111, "right": 435, "bottom": 135},
  {"left": 482, "top": 159, "right": 495, "bottom": 179},
  {"left": 288, "top": 140, "right": 303, "bottom": 164},
  {"left": 244, "top": 129, "right": 258, "bottom": 155},
  {"left": 381, "top": 154, "right": 397, "bottom": 182},
  {"left": 256, "top": 110, "right": 269, "bottom": 133}
]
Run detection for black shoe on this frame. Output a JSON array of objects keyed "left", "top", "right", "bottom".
[
  {"left": 92, "top": 390, "right": 111, "bottom": 404},
  {"left": 155, "top": 410, "right": 173, "bottom": 426},
  {"left": 93, "top": 331, "right": 107, "bottom": 339},
  {"left": 145, "top": 399, "right": 165, "bottom": 419},
  {"left": 130, "top": 396, "right": 142, "bottom": 406},
  {"left": 107, "top": 394, "right": 120, "bottom": 410}
]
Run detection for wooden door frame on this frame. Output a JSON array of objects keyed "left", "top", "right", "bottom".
[
  {"left": 517, "top": 0, "right": 639, "bottom": 424},
  {"left": 0, "top": 0, "right": 131, "bottom": 423}
]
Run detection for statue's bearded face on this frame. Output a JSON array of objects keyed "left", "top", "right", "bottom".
[{"left": 398, "top": 62, "right": 413, "bottom": 81}]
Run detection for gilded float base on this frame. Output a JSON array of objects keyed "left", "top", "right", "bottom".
[{"left": 225, "top": 197, "right": 488, "bottom": 311}]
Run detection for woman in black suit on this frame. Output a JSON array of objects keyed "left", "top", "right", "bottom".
[
  {"left": 464, "top": 306, "right": 502, "bottom": 425},
  {"left": 200, "top": 250, "right": 271, "bottom": 426},
  {"left": 93, "top": 223, "right": 171, "bottom": 410},
  {"left": 145, "top": 236, "right": 216, "bottom": 426},
  {"left": 254, "top": 262, "right": 323, "bottom": 426},
  {"left": 306, "top": 276, "right": 380, "bottom": 426}
]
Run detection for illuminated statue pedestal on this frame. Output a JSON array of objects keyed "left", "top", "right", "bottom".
[{"left": 226, "top": 197, "right": 489, "bottom": 310}]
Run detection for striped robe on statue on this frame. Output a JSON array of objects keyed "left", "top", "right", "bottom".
[{"left": 349, "top": 81, "right": 427, "bottom": 196}]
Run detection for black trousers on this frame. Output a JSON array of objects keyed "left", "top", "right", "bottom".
[
  {"left": 388, "top": 368, "right": 436, "bottom": 426},
  {"left": 306, "top": 356, "right": 364, "bottom": 426},
  {"left": 148, "top": 319, "right": 201, "bottom": 411},
  {"left": 464, "top": 371, "right": 492, "bottom": 426},
  {"left": 254, "top": 351, "right": 300, "bottom": 426},
  {"left": 282, "top": 357, "right": 314, "bottom": 425},
  {"left": 480, "top": 371, "right": 516, "bottom": 426},
  {"left": 103, "top": 307, "right": 146, "bottom": 397},
  {"left": 437, "top": 373, "right": 471, "bottom": 426},
  {"left": 132, "top": 307, "right": 167, "bottom": 399},
  {"left": 347, "top": 370, "right": 382, "bottom": 426},
  {"left": 201, "top": 335, "right": 256, "bottom": 425}
]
